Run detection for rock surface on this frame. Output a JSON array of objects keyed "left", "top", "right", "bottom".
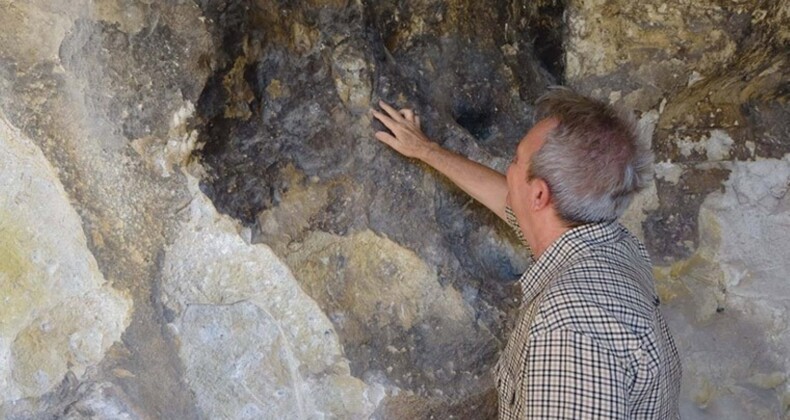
[
  {"left": 285, "top": 229, "right": 495, "bottom": 398},
  {"left": 654, "top": 158, "right": 790, "bottom": 418},
  {"left": 161, "top": 184, "right": 379, "bottom": 419},
  {"left": 0, "top": 0, "right": 787, "bottom": 418},
  {"left": 0, "top": 116, "right": 131, "bottom": 403},
  {"left": 1, "top": 1, "right": 214, "bottom": 417}
]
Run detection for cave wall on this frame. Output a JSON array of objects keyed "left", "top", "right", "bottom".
[{"left": 0, "top": 0, "right": 787, "bottom": 418}]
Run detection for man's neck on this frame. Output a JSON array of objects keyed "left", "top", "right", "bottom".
[
  {"left": 530, "top": 224, "right": 572, "bottom": 259},
  {"left": 514, "top": 207, "right": 573, "bottom": 260}
]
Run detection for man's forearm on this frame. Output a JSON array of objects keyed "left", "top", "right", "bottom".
[{"left": 418, "top": 143, "right": 508, "bottom": 221}]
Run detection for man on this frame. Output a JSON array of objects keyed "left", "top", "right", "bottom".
[{"left": 371, "top": 87, "right": 681, "bottom": 419}]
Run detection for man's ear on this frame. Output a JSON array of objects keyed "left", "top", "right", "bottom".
[{"left": 531, "top": 178, "right": 552, "bottom": 210}]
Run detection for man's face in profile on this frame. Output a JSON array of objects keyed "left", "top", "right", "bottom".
[{"left": 505, "top": 118, "right": 556, "bottom": 226}]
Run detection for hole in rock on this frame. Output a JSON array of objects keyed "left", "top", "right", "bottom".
[
  {"left": 453, "top": 103, "right": 494, "bottom": 141},
  {"left": 528, "top": 0, "right": 566, "bottom": 81}
]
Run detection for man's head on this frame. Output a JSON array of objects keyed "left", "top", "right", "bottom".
[{"left": 507, "top": 87, "right": 652, "bottom": 235}]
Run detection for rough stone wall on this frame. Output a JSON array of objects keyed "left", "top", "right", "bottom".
[{"left": 0, "top": 0, "right": 787, "bottom": 419}]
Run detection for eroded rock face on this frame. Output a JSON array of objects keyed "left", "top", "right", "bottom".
[
  {"left": 160, "top": 185, "right": 379, "bottom": 419},
  {"left": 285, "top": 229, "right": 496, "bottom": 398},
  {"left": 654, "top": 158, "right": 790, "bottom": 418},
  {"left": 566, "top": 0, "right": 788, "bottom": 263},
  {"left": 0, "top": 0, "right": 787, "bottom": 418},
  {"left": 192, "top": 0, "right": 536, "bottom": 410},
  {"left": 1, "top": 1, "right": 213, "bottom": 417},
  {"left": 0, "top": 116, "right": 131, "bottom": 402}
]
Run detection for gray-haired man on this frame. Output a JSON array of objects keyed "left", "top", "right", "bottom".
[{"left": 372, "top": 88, "right": 681, "bottom": 418}]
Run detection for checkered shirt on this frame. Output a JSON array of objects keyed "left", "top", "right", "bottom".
[{"left": 495, "top": 207, "right": 681, "bottom": 419}]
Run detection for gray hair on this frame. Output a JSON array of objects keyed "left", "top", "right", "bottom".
[{"left": 529, "top": 87, "right": 653, "bottom": 225}]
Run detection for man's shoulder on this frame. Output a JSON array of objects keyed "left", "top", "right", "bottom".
[
  {"left": 556, "top": 221, "right": 653, "bottom": 278},
  {"left": 525, "top": 221, "right": 660, "bottom": 343},
  {"left": 533, "top": 255, "right": 659, "bottom": 349}
]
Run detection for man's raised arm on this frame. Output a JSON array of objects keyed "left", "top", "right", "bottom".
[{"left": 371, "top": 101, "right": 509, "bottom": 221}]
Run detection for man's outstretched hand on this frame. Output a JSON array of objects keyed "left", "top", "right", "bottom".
[
  {"left": 371, "top": 101, "right": 434, "bottom": 160},
  {"left": 371, "top": 100, "right": 509, "bottom": 222}
]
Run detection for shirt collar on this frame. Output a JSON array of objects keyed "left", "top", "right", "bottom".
[{"left": 518, "top": 221, "right": 622, "bottom": 305}]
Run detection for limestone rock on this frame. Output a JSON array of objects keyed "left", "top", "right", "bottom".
[
  {"left": 0, "top": 116, "right": 131, "bottom": 402},
  {"left": 332, "top": 41, "right": 373, "bottom": 112},
  {"left": 161, "top": 183, "right": 379, "bottom": 419},
  {"left": 193, "top": 3, "right": 536, "bottom": 410},
  {"left": 566, "top": 0, "right": 788, "bottom": 262},
  {"left": 654, "top": 157, "right": 790, "bottom": 418},
  {"left": 60, "top": 381, "right": 142, "bottom": 420},
  {"left": 285, "top": 229, "right": 497, "bottom": 397},
  {"left": 0, "top": 0, "right": 787, "bottom": 418},
  {"left": 0, "top": 1, "right": 81, "bottom": 68},
  {"left": 1, "top": 0, "right": 214, "bottom": 416}
]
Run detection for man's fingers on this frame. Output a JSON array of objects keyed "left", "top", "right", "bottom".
[
  {"left": 374, "top": 131, "right": 397, "bottom": 145},
  {"left": 378, "top": 101, "right": 404, "bottom": 121},
  {"left": 371, "top": 110, "right": 400, "bottom": 133},
  {"left": 374, "top": 102, "right": 422, "bottom": 136}
]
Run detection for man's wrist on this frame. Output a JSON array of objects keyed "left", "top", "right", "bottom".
[{"left": 417, "top": 141, "right": 443, "bottom": 163}]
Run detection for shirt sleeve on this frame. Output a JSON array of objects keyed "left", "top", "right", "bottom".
[
  {"left": 518, "top": 328, "right": 630, "bottom": 419},
  {"left": 504, "top": 205, "right": 529, "bottom": 248}
]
